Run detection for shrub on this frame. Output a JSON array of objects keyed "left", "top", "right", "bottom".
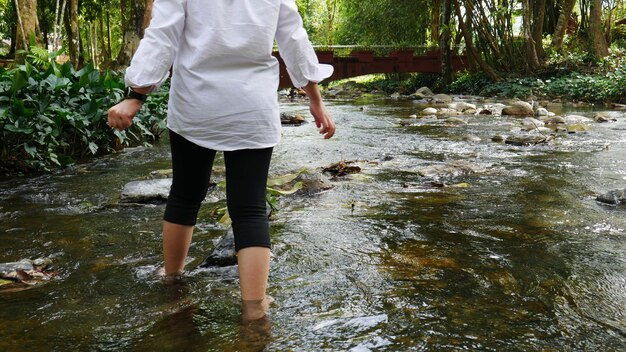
[{"left": 0, "top": 47, "right": 168, "bottom": 174}]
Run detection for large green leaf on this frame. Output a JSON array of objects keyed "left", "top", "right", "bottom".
[{"left": 267, "top": 181, "right": 304, "bottom": 196}]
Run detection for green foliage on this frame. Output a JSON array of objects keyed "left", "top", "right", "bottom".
[{"left": 0, "top": 46, "right": 168, "bottom": 174}]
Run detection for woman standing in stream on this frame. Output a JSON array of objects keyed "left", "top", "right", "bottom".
[{"left": 106, "top": 0, "right": 335, "bottom": 321}]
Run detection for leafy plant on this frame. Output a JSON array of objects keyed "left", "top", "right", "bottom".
[{"left": 0, "top": 45, "right": 168, "bottom": 174}]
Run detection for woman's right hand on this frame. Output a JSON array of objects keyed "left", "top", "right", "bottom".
[
  {"left": 310, "top": 101, "right": 335, "bottom": 139},
  {"left": 107, "top": 99, "right": 143, "bottom": 131}
]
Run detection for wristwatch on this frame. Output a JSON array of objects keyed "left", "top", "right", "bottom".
[{"left": 124, "top": 87, "right": 148, "bottom": 103}]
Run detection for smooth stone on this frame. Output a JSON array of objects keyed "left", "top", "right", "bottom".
[
  {"left": 446, "top": 117, "right": 467, "bottom": 124},
  {"left": 593, "top": 113, "right": 616, "bottom": 123},
  {"left": 296, "top": 170, "right": 334, "bottom": 193},
  {"left": 422, "top": 107, "right": 438, "bottom": 115},
  {"left": 502, "top": 101, "right": 534, "bottom": 116},
  {"left": 409, "top": 114, "right": 417, "bottom": 118},
  {"left": 431, "top": 94, "right": 453, "bottom": 105},
  {"left": 596, "top": 189, "right": 626, "bottom": 205},
  {"left": 448, "top": 102, "right": 476, "bottom": 112},
  {"left": 535, "top": 108, "right": 550, "bottom": 116},
  {"left": 463, "top": 134, "right": 482, "bottom": 142},
  {"left": 120, "top": 179, "right": 172, "bottom": 203},
  {"left": 522, "top": 117, "right": 545, "bottom": 130},
  {"left": 566, "top": 124, "right": 591, "bottom": 133},
  {"left": 544, "top": 116, "right": 566, "bottom": 125},
  {"left": 414, "top": 86, "right": 434, "bottom": 98},
  {"left": 438, "top": 108, "right": 459, "bottom": 116}
]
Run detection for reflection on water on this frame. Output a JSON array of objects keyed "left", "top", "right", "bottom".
[{"left": 1, "top": 97, "right": 625, "bottom": 350}]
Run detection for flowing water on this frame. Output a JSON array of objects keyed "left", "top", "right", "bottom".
[{"left": 1, "top": 96, "right": 625, "bottom": 351}]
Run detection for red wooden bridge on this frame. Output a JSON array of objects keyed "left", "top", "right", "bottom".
[{"left": 273, "top": 46, "right": 468, "bottom": 88}]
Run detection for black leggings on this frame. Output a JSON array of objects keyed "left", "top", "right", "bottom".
[{"left": 164, "top": 129, "right": 272, "bottom": 252}]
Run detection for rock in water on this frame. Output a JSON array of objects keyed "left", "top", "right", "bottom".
[
  {"left": 296, "top": 170, "right": 333, "bottom": 193},
  {"left": 414, "top": 86, "right": 434, "bottom": 98},
  {"left": 0, "top": 260, "right": 34, "bottom": 276},
  {"left": 120, "top": 179, "right": 172, "bottom": 203},
  {"left": 200, "top": 203, "right": 273, "bottom": 267},
  {"left": 596, "top": 189, "right": 626, "bottom": 205},
  {"left": 502, "top": 101, "right": 534, "bottom": 116},
  {"left": 422, "top": 107, "right": 438, "bottom": 115},
  {"left": 505, "top": 134, "right": 552, "bottom": 146},
  {"left": 280, "top": 112, "right": 306, "bottom": 125},
  {"left": 200, "top": 228, "right": 237, "bottom": 267},
  {"left": 432, "top": 94, "right": 453, "bottom": 105}
]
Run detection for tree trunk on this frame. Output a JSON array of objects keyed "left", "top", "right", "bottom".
[
  {"left": 532, "top": 0, "right": 546, "bottom": 61},
  {"left": 14, "top": 0, "right": 42, "bottom": 61},
  {"left": 453, "top": 0, "right": 501, "bottom": 82},
  {"left": 522, "top": 0, "right": 540, "bottom": 71},
  {"left": 115, "top": 0, "right": 146, "bottom": 67},
  {"left": 439, "top": 0, "right": 452, "bottom": 86},
  {"left": 589, "top": 0, "right": 609, "bottom": 58},
  {"left": 99, "top": 16, "right": 111, "bottom": 68},
  {"left": 431, "top": 0, "right": 441, "bottom": 44},
  {"left": 142, "top": 0, "right": 154, "bottom": 35},
  {"left": 551, "top": 0, "right": 576, "bottom": 50},
  {"left": 65, "top": 0, "right": 80, "bottom": 68}
]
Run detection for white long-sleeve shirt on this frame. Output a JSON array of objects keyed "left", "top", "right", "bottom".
[{"left": 124, "top": 0, "right": 333, "bottom": 151}]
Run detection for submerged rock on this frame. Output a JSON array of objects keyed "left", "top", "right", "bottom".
[
  {"left": 431, "top": 94, "right": 453, "bottom": 105},
  {"left": 448, "top": 102, "right": 476, "bottom": 112},
  {"left": 0, "top": 260, "right": 34, "bottom": 276},
  {"left": 563, "top": 115, "right": 591, "bottom": 124},
  {"left": 446, "top": 117, "right": 467, "bottom": 124},
  {"left": 417, "top": 160, "right": 484, "bottom": 177},
  {"left": 593, "top": 113, "right": 617, "bottom": 123},
  {"left": 505, "top": 134, "right": 552, "bottom": 146},
  {"left": 491, "top": 134, "right": 507, "bottom": 143},
  {"left": 422, "top": 107, "right": 438, "bottom": 115},
  {"left": 502, "top": 101, "right": 533, "bottom": 116},
  {"left": 120, "top": 179, "right": 172, "bottom": 203},
  {"left": 596, "top": 189, "right": 626, "bottom": 205},
  {"left": 296, "top": 170, "right": 334, "bottom": 193}
]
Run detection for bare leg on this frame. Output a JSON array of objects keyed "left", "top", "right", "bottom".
[
  {"left": 163, "top": 220, "right": 194, "bottom": 275},
  {"left": 238, "top": 247, "right": 271, "bottom": 320}
]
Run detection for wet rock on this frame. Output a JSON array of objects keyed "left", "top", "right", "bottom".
[
  {"left": 446, "top": 117, "right": 467, "bottom": 124},
  {"left": 544, "top": 116, "right": 566, "bottom": 125},
  {"left": 280, "top": 112, "right": 306, "bottom": 125},
  {"left": 200, "top": 204, "right": 273, "bottom": 267},
  {"left": 409, "top": 114, "right": 417, "bottom": 118},
  {"left": 478, "top": 109, "right": 493, "bottom": 115},
  {"left": 120, "top": 179, "right": 172, "bottom": 203},
  {"left": 295, "top": 170, "right": 334, "bottom": 193},
  {"left": 521, "top": 117, "right": 545, "bottom": 131},
  {"left": 390, "top": 92, "right": 401, "bottom": 100},
  {"left": 566, "top": 124, "right": 591, "bottom": 133},
  {"left": 596, "top": 189, "right": 626, "bottom": 205},
  {"left": 200, "top": 228, "right": 237, "bottom": 267},
  {"left": 323, "top": 160, "right": 362, "bottom": 177},
  {"left": 535, "top": 107, "right": 550, "bottom": 116},
  {"left": 593, "top": 113, "right": 617, "bottom": 123},
  {"left": 505, "top": 133, "right": 552, "bottom": 146},
  {"left": 0, "top": 260, "right": 34, "bottom": 276},
  {"left": 150, "top": 169, "right": 173, "bottom": 179},
  {"left": 437, "top": 108, "right": 459, "bottom": 116},
  {"left": 563, "top": 115, "right": 591, "bottom": 124},
  {"left": 501, "top": 101, "right": 534, "bottom": 116},
  {"left": 431, "top": 94, "right": 453, "bottom": 105},
  {"left": 414, "top": 86, "right": 434, "bottom": 98},
  {"left": 491, "top": 134, "right": 507, "bottom": 143},
  {"left": 462, "top": 134, "right": 481, "bottom": 142},
  {"left": 422, "top": 107, "right": 438, "bottom": 115},
  {"left": 417, "top": 160, "right": 485, "bottom": 177},
  {"left": 448, "top": 102, "right": 476, "bottom": 112}
]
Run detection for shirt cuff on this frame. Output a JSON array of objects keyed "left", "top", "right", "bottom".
[
  {"left": 124, "top": 61, "right": 170, "bottom": 93},
  {"left": 287, "top": 63, "right": 334, "bottom": 88}
]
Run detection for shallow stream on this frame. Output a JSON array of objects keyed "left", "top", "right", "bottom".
[{"left": 1, "top": 96, "right": 625, "bottom": 351}]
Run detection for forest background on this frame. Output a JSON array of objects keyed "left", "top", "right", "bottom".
[{"left": 1, "top": 0, "right": 626, "bottom": 173}]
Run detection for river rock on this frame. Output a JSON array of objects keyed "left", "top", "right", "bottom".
[
  {"left": 596, "top": 189, "right": 626, "bottom": 205},
  {"left": 501, "top": 101, "right": 534, "bottom": 116},
  {"left": 505, "top": 133, "right": 552, "bottom": 146},
  {"left": 521, "top": 117, "right": 545, "bottom": 131},
  {"left": 0, "top": 260, "right": 34, "bottom": 276},
  {"left": 446, "top": 117, "right": 467, "bottom": 124},
  {"left": 535, "top": 108, "right": 550, "bottom": 116},
  {"left": 448, "top": 102, "right": 476, "bottom": 112},
  {"left": 462, "top": 134, "right": 481, "bottom": 142},
  {"left": 422, "top": 107, "right": 438, "bottom": 115},
  {"left": 296, "top": 170, "right": 334, "bottom": 193},
  {"left": 563, "top": 115, "right": 591, "bottom": 124},
  {"left": 200, "top": 203, "right": 273, "bottom": 267},
  {"left": 120, "top": 179, "right": 172, "bottom": 203},
  {"left": 544, "top": 116, "right": 566, "bottom": 125},
  {"left": 478, "top": 109, "right": 493, "bottom": 115},
  {"left": 593, "top": 113, "right": 616, "bottom": 123},
  {"left": 491, "top": 134, "right": 507, "bottom": 143},
  {"left": 438, "top": 108, "right": 459, "bottom": 116},
  {"left": 566, "top": 124, "right": 591, "bottom": 133},
  {"left": 432, "top": 94, "right": 453, "bottom": 105},
  {"left": 280, "top": 112, "right": 306, "bottom": 125},
  {"left": 414, "top": 86, "right": 434, "bottom": 98},
  {"left": 417, "top": 160, "right": 484, "bottom": 177}
]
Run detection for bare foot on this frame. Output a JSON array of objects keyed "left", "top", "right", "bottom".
[
  {"left": 155, "top": 267, "right": 185, "bottom": 285},
  {"left": 242, "top": 295, "right": 274, "bottom": 321}
]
